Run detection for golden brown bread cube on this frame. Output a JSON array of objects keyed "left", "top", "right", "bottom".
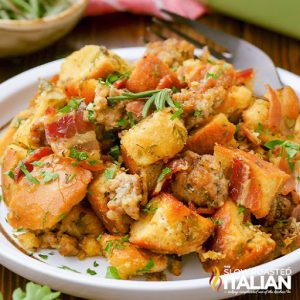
[
  {"left": 17, "top": 232, "right": 41, "bottom": 251},
  {"left": 120, "top": 109, "right": 187, "bottom": 167},
  {"left": 1, "top": 144, "right": 27, "bottom": 205},
  {"left": 171, "top": 151, "right": 228, "bottom": 208},
  {"left": 126, "top": 54, "right": 181, "bottom": 92},
  {"left": 214, "top": 145, "right": 289, "bottom": 218},
  {"left": 187, "top": 113, "right": 236, "bottom": 155},
  {"left": 130, "top": 193, "right": 214, "bottom": 255},
  {"left": 7, "top": 154, "right": 92, "bottom": 230},
  {"left": 59, "top": 45, "right": 129, "bottom": 85},
  {"left": 100, "top": 234, "right": 167, "bottom": 279},
  {"left": 217, "top": 85, "right": 252, "bottom": 121},
  {"left": 80, "top": 236, "right": 102, "bottom": 258},
  {"left": 145, "top": 38, "right": 195, "bottom": 68},
  {"left": 202, "top": 200, "right": 276, "bottom": 273},
  {"left": 88, "top": 165, "right": 145, "bottom": 234}
]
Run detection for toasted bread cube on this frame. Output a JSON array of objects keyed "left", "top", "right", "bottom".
[
  {"left": 121, "top": 109, "right": 187, "bottom": 167},
  {"left": 88, "top": 165, "right": 145, "bottom": 234},
  {"left": 126, "top": 54, "right": 181, "bottom": 92},
  {"left": 59, "top": 45, "right": 129, "bottom": 85},
  {"left": 187, "top": 113, "right": 236, "bottom": 154},
  {"left": 217, "top": 85, "right": 252, "bottom": 121},
  {"left": 130, "top": 193, "right": 214, "bottom": 255},
  {"left": 17, "top": 232, "right": 41, "bottom": 251},
  {"left": 145, "top": 38, "right": 195, "bottom": 67},
  {"left": 278, "top": 86, "right": 299, "bottom": 122},
  {"left": 80, "top": 236, "right": 102, "bottom": 257},
  {"left": 13, "top": 86, "right": 67, "bottom": 149},
  {"left": 7, "top": 154, "right": 92, "bottom": 230},
  {"left": 101, "top": 234, "right": 167, "bottom": 279},
  {"left": 1, "top": 144, "right": 27, "bottom": 205},
  {"left": 202, "top": 200, "right": 275, "bottom": 273},
  {"left": 214, "top": 145, "right": 289, "bottom": 218}
]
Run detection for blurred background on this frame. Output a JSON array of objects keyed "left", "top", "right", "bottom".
[{"left": 0, "top": 1, "right": 300, "bottom": 299}]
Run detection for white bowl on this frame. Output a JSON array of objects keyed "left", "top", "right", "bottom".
[{"left": 0, "top": 0, "right": 88, "bottom": 58}]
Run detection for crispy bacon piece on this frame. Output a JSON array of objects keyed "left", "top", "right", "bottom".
[
  {"left": 50, "top": 74, "right": 59, "bottom": 85},
  {"left": 266, "top": 84, "right": 282, "bottom": 132},
  {"left": 235, "top": 68, "right": 253, "bottom": 85},
  {"left": 14, "top": 147, "right": 53, "bottom": 181},
  {"left": 113, "top": 79, "right": 127, "bottom": 89},
  {"left": 45, "top": 110, "right": 93, "bottom": 140},
  {"left": 152, "top": 158, "right": 188, "bottom": 196}
]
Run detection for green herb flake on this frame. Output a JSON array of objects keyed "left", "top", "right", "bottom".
[
  {"left": 157, "top": 167, "right": 172, "bottom": 182},
  {"left": 171, "top": 108, "right": 184, "bottom": 120},
  {"left": 137, "top": 257, "right": 154, "bottom": 273},
  {"left": 20, "top": 163, "right": 40, "bottom": 185},
  {"left": 143, "top": 202, "right": 157, "bottom": 213},
  {"left": 93, "top": 261, "right": 99, "bottom": 267},
  {"left": 58, "top": 213, "right": 65, "bottom": 222},
  {"left": 58, "top": 265, "right": 81, "bottom": 273},
  {"left": 254, "top": 123, "right": 263, "bottom": 134},
  {"left": 205, "top": 72, "right": 219, "bottom": 80},
  {"left": 104, "top": 241, "right": 113, "bottom": 254},
  {"left": 67, "top": 172, "right": 76, "bottom": 183},
  {"left": 86, "top": 268, "right": 97, "bottom": 275},
  {"left": 16, "top": 228, "right": 25, "bottom": 232},
  {"left": 40, "top": 170, "right": 59, "bottom": 183},
  {"left": 87, "top": 187, "right": 93, "bottom": 196},
  {"left": 88, "top": 110, "right": 95, "bottom": 123},
  {"left": 5, "top": 170, "right": 14, "bottom": 180},
  {"left": 214, "top": 219, "right": 223, "bottom": 225},
  {"left": 104, "top": 166, "right": 117, "bottom": 180},
  {"left": 121, "top": 235, "right": 129, "bottom": 242},
  {"left": 238, "top": 206, "right": 245, "bottom": 215},
  {"left": 109, "top": 145, "right": 120, "bottom": 160},
  {"left": 31, "top": 161, "right": 44, "bottom": 167},
  {"left": 118, "top": 118, "right": 126, "bottom": 127},
  {"left": 69, "top": 147, "right": 88, "bottom": 161},
  {"left": 38, "top": 254, "right": 48, "bottom": 260},
  {"left": 96, "top": 233, "right": 103, "bottom": 241},
  {"left": 194, "top": 109, "right": 202, "bottom": 117},
  {"left": 42, "top": 211, "right": 49, "bottom": 228},
  {"left": 127, "top": 112, "right": 135, "bottom": 127},
  {"left": 88, "top": 160, "right": 97, "bottom": 166},
  {"left": 105, "top": 266, "right": 121, "bottom": 279}
]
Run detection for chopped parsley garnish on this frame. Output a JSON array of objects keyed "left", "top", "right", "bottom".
[
  {"left": 104, "top": 241, "right": 113, "bottom": 254},
  {"left": 40, "top": 170, "right": 58, "bottom": 183},
  {"left": 87, "top": 187, "right": 93, "bottom": 195},
  {"left": 88, "top": 160, "right": 97, "bottom": 166},
  {"left": 207, "top": 58, "right": 216, "bottom": 64},
  {"left": 42, "top": 211, "right": 49, "bottom": 228},
  {"left": 264, "top": 139, "right": 300, "bottom": 171},
  {"left": 127, "top": 112, "right": 135, "bottom": 127},
  {"left": 58, "top": 265, "right": 80, "bottom": 273},
  {"left": 104, "top": 166, "right": 117, "bottom": 180},
  {"left": 69, "top": 147, "right": 88, "bottom": 161},
  {"left": 58, "top": 213, "right": 65, "bottom": 222},
  {"left": 121, "top": 235, "right": 129, "bottom": 242},
  {"left": 5, "top": 170, "right": 14, "bottom": 180},
  {"left": 93, "top": 261, "right": 99, "bottom": 267},
  {"left": 96, "top": 233, "right": 103, "bottom": 241},
  {"left": 205, "top": 72, "right": 218, "bottom": 80},
  {"left": 194, "top": 109, "right": 202, "bottom": 117},
  {"left": 16, "top": 228, "right": 25, "bottom": 232},
  {"left": 118, "top": 118, "right": 126, "bottom": 127},
  {"left": 86, "top": 268, "right": 97, "bottom": 275},
  {"left": 87, "top": 110, "right": 95, "bottom": 123},
  {"left": 254, "top": 122, "right": 263, "bottom": 134},
  {"left": 59, "top": 98, "right": 82, "bottom": 113},
  {"left": 67, "top": 172, "right": 76, "bottom": 183},
  {"left": 172, "top": 86, "right": 179, "bottom": 93},
  {"left": 109, "top": 145, "right": 120, "bottom": 160},
  {"left": 157, "top": 167, "right": 172, "bottom": 182},
  {"left": 171, "top": 108, "right": 184, "bottom": 120},
  {"left": 137, "top": 257, "right": 154, "bottom": 273},
  {"left": 238, "top": 206, "right": 245, "bottom": 214},
  {"left": 20, "top": 163, "right": 40, "bottom": 184},
  {"left": 38, "top": 254, "right": 48, "bottom": 260},
  {"left": 143, "top": 202, "right": 157, "bottom": 213},
  {"left": 105, "top": 266, "right": 121, "bottom": 279},
  {"left": 214, "top": 219, "right": 223, "bottom": 225},
  {"left": 31, "top": 161, "right": 44, "bottom": 167}
]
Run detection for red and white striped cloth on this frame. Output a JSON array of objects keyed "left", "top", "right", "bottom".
[{"left": 85, "top": 0, "right": 207, "bottom": 20}]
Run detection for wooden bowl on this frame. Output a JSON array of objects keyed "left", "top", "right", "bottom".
[{"left": 0, "top": 0, "right": 88, "bottom": 58}]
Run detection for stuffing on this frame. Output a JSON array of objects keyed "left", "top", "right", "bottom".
[
  {"left": 145, "top": 38, "right": 195, "bottom": 68},
  {"left": 202, "top": 200, "right": 276, "bottom": 273},
  {"left": 187, "top": 113, "right": 236, "bottom": 154},
  {"left": 121, "top": 109, "right": 187, "bottom": 167},
  {"left": 130, "top": 193, "right": 214, "bottom": 255},
  {"left": 100, "top": 234, "right": 167, "bottom": 279},
  {"left": 214, "top": 145, "right": 290, "bottom": 218},
  {"left": 171, "top": 151, "right": 228, "bottom": 208}
]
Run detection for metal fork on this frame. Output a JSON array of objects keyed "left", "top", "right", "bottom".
[{"left": 149, "top": 9, "right": 283, "bottom": 96}]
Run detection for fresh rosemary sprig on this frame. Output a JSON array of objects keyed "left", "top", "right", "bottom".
[{"left": 107, "top": 89, "right": 160, "bottom": 103}]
